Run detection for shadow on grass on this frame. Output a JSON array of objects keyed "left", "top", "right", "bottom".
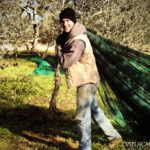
[
  {"left": 0, "top": 104, "right": 78, "bottom": 150},
  {"left": 0, "top": 104, "right": 148, "bottom": 150}
]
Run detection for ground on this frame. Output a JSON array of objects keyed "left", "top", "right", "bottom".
[{"left": 0, "top": 56, "right": 149, "bottom": 150}]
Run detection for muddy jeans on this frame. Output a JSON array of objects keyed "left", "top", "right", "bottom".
[{"left": 75, "top": 82, "right": 120, "bottom": 150}]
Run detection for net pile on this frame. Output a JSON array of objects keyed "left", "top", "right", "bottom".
[{"left": 87, "top": 30, "right": 150, "bottom": 136}]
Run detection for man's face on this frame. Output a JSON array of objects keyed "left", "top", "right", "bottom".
[{"left": 61, "top": 18, "right": 75, "bottom": 33}]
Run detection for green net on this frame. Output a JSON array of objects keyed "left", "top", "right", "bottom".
[
  {"left": 26, "top": 56, "right": 64, "bottom": 76},
  {"left": 87, "top": 30, "right": 150, "bottom": 136}
]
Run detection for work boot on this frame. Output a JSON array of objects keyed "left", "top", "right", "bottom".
[{"left": 109, "top": 136, "right": 122, "bottom": 149}]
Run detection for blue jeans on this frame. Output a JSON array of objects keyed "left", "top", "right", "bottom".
[{"left": 75, "top": 82, "right": 120, "bottom": 150}]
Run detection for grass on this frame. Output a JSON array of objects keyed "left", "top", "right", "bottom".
[{"left": 0, "top": 56, "right": 149, "bottom": 150}]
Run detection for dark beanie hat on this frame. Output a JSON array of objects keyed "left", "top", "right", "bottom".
[{"left": 59, "top": 8, "right": 76, "bottom": 23}]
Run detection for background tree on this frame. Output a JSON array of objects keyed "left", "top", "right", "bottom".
[
  {"left": 0, "top": 0, "right": 33, "bottom": 68},
  {"left": 0, "top": 0, "right": 32, "bottom": 47},
  {"left": 18, "top": 0, "right": 62, "bottom": 115}
]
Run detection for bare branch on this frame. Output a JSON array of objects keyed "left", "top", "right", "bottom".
[{"left": 91, "top": 10, "right": 103, "bottom": 17}]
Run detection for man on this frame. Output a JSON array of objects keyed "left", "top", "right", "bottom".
[{"left": 56, "top": 7, "right": 122, "bottom": 150}]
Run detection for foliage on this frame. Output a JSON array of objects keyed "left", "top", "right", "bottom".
[
  {"left": 0, "top": 0, "right": 33, "bottom": 47},
  {"left": 0, "top": 0, "right": 149, "bottom": 52},
  {"left": 82, "top": 0, "right": 150, "bottom": 52},
  {"left": 39, "top": 11, "right": 60, "bottom": 45}
]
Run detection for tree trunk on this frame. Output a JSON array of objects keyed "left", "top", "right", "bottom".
[
  {"left": 32, "top": 8, "right": 39, "bottom": 52},
  {"left": 30, "top": 6, "right": 61, "bottom": 118},
  {"left": 32, "top": 23, "right": 39, "bottom": 52},
  {"left": 48, "top": 59, "right": 61, "bottom": 117}
]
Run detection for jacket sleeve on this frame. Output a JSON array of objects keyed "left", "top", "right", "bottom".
[{"left": 58, "top": 39, "right": 85, "bottom": 69}]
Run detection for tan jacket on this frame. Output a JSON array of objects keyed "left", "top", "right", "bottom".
[{"left": 64, "top": 33, "right": 99, "bottom": 88}]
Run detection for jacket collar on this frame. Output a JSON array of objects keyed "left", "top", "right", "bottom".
[{"left": 68, "top": 22, "right": 86, "bottom": 39}]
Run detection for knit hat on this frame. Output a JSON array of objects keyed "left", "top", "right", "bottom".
[{"left": 59, "top": 8, "right": 77, "bottom": 23}]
